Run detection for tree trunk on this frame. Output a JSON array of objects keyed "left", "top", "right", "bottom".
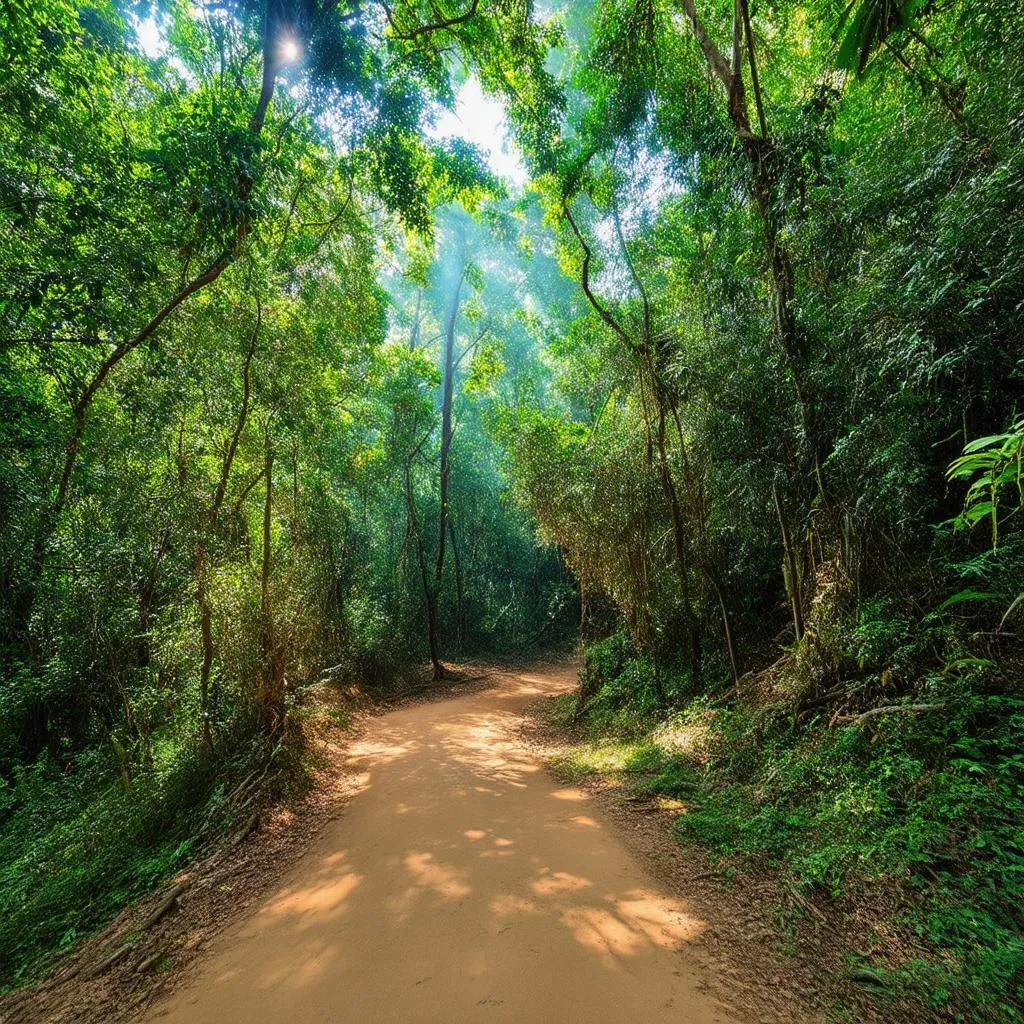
[
  {"left": 654, "top": 402, "right": 702, "bottom": 690},
  {"left": 664, "top": 401, "right": 741, "bottom": 685},
  {"left": 679, "top": 0, "right": 821, "bottom": 486},
  {"left": 197, "top": 543, "right": 215, "bottom": 749},
  {"left": 260, "top": 430, "right": 285, "bottom": 733},
  {"left": 570, "top": 196, "right": 707, "bottom": 689},
  {"left": 448, "top": 518, "right": 466, "bottom": 649},
  {"left": 773, "top": 475, "right": 804, "bottom": 642},
  {"left": 406, "top": 459, "right": 443, "bottom": 679},
  {"left": 679, "top": 0, "right": 824, "bottom": 648},
  {"left": 431, "top": 234, "right": 467, "bottom": 679},
  {"left": 195, "top": 312, "right": 260, "bottom": 743},
  {"left": 708, "top": 566, "right": 740, "bottom": 683}
]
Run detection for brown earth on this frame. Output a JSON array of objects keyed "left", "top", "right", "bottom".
[
  {"left": 6, "top": 664, "right": 849, "bottom": 1024},
  {"left": 142, "top": 664, "right": 741, "bottom": 1023}
]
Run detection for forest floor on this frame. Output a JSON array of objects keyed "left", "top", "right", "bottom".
[{"left": 1, "top": 662, "right": 884, "bottom": 1024}]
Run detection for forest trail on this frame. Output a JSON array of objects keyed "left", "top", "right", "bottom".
[{"left": 145, "top": 666, "right": 736, "bottom": 1024}]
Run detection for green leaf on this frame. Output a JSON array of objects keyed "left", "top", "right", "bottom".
[
  {"left": 962, "top": 433, "right": 1013, "bottom": 454},
  {"left": 937, "top": 590, "right": 1004, "bottom": 613}
]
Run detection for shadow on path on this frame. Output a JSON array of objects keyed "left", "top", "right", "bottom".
[{"left": 147, "top": 668, "right": 734, "bottom": 1024}]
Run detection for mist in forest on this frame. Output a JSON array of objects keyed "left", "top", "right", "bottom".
[{"left": 2, "top": 1, "right": 1023, "bottom": 1019}]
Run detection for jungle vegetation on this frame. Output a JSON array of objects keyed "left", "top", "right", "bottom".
[{"left": 1, "top": 0, "right": 1022, "bottom": 1018}]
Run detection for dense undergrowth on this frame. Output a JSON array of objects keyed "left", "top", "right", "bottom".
[
  {"left": 0, "top": 719, "right": 293, "bottom": 990},
  {"left": 553, "top": 628, "right": 1024, "bottom": 1022}
]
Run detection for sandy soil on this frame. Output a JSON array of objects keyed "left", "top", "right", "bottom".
[{"left": 139, "top": 665, "right": 739, "bottom": 1024}]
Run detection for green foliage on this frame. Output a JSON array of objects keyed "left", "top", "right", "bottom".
[
  {"left": 949, "top": 418, "right": 1024, "bottom": 551},
  {"left": 835, "top": 0, "right": 925, "bottom": 75},
  {"left": 567, "top": 647, "right": 1024, "bottom": 1020},
  {"left": 0, "top": 725, "right": 281, "bottom": 987},
  {"left": 496, "top": 0, "right": 1024, "bottom": 1014},
  {"left": 0, "top": 0, "right": 569, "bottom": 989},
  {"left": 577, "top": 632, "right": 668, "bottom": 733},
  {"left": 3, "top": 0, "right": 1024, "bottom": 1015}
]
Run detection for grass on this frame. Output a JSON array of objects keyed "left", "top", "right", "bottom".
[
  {"left": 553, "top": 636, "right": 1024, "bottom": 1023},
  {"left": 0, "top": 722, "right": 286, "bottom": 991}
]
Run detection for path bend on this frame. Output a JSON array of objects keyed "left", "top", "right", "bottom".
[{"left": 147, "top": 665, "right": 735, "bottom": 1024}]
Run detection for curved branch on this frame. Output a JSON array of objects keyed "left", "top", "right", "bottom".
[
  {"left": 380, "top": 0, "right": 479, "bottom": 41},
  {"left": 561, "top": 198, "right": 636, "bottom": 353},
  {"left": 55, "top": 249, "right": 234, "bottom": 525},
  {"left": 836, "top": 703, "right": 945, "bottom": 726},
  {"left": 610, "top": 187, "right": 653, "bottom": 350}
]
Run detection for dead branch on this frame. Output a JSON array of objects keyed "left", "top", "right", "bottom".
[
  {"left": 82, "top": 941, "right": 135, "bottom": 980},
  {"left": 139, "top": 882, "right": 189, "bottom": 931}
]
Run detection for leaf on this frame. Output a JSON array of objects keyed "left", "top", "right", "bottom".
[
  {"left": 835, "top": 0, "right": 925, "bottom": 75},
  {"left": 962, "top": 433, "right": 1013, "bottom": 454},
  {"left": 947, "top": 451, "right": 999, "bottom": 479},
  {"left": 936, "top": 590, "right": 1004, "bottom": 613},
  {"left": 944, "top": 657, "right": 996, "bottom": 672},
  {"left": 956, "top": 502, "right": 993, "bottom": 529}
]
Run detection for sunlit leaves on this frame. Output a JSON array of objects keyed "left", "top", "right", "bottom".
[
  {"left": 464, "top": 341, "right": 505, "bottom": 396},
  {"left": 949, "top": 419, "right": 1024, "bottom": 551}
]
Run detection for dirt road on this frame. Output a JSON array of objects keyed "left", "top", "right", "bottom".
[{"left": 146, "top": 666, "right": 735, "bottom": 1024}]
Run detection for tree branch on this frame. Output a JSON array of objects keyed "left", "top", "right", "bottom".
[
  {"left": 836, "top": 703, "right": 945, "bottom": 726},
  {"left": 380, "top": 0, "right": 479, "bottom": 41},
  {"left": 562, "top": 198, "right": 636, "bottom": 353},
  {"left": 212, "top": 297, "right": 261, "bottom": 517},
  {"left": 678, "top": 0, "right": 734, "bottom": 90}
]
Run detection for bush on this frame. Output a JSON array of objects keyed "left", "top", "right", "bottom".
[
  {"left": 578, "top": 632, "right": 667, "bottom": 736},
  {"left": 0, "top": 722, "right": 280, "bottom": 989},
  {"left": 568, "top": 643, "right": 1024, "bottom": 1021}
]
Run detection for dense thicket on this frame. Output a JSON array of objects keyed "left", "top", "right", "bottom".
[
  {"left": 0, "top": 0, "right": 569, "bottom": 984},
  {"left": 2, "top": 0, "right": 1023, "bottom": 1016},
  {"left": 495, "top": 0, "right": 1024, "bottom": 1017}
]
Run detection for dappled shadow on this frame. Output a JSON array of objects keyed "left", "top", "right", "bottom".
[
  {"left": 432, "top": 711, "right": 541, "bottom": 788},
  {"left": 345, "top": 730, "right": 418, "bottom": 766},
  {"left": 549, "top": 786, "right": 588, "bottom": 801},
  {"left": 147, "top": 669, "right": 726, "bottom": 1024},
  {"left": 558, "top": 891, "right": 702, "bottom": 968}
]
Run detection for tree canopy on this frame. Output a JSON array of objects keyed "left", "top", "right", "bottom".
[{"left": 1, "top": 0, "right": 1022, "bottom": 1016}]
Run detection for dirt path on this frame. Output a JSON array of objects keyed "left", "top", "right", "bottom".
[{"left": 144, "top": 666, "right": 738, "bottom": 1024}]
